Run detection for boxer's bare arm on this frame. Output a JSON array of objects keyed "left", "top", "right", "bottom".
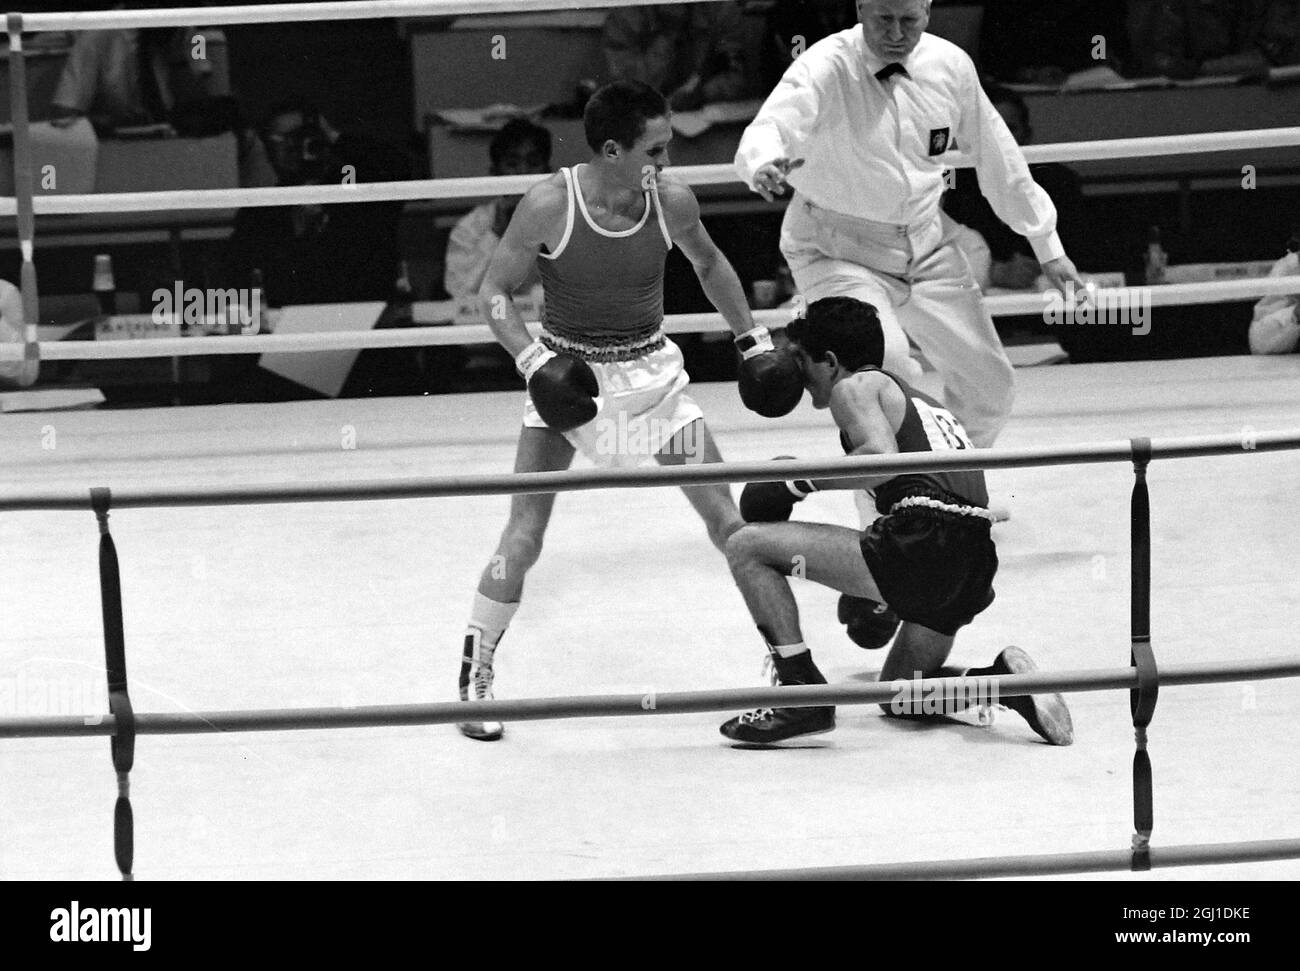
[
  {"left": 814, "top": 373, "right": 904, "bottom": 492},
  {"left": 657, "top": 176, "right": 754, "bottom": 338},
  {"left": 478, "top": 174, "right": 567, "bottom": 358}
]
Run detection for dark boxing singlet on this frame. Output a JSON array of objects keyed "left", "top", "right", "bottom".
[
  {"left": 536, "top": 165, "right": 673, "bottom": 361},
  {"left": 838, "top": 367, "right": 990, "bottom": 514}
]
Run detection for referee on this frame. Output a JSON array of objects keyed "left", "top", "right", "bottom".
[{"left": 736, "top": 0, "right": 1088, "bottom": 447}]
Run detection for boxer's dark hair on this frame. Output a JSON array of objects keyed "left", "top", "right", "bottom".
[
  {"left": 787, "top": 297, "right": 885, "bottom": 371},
  {"left": 584, "top": 81, "right": 669, "bottom": 152}
]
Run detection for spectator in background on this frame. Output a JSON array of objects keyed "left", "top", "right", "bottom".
[
  {"left": 444, "top": 119, "right": 553, "bottom": 298},
  {"left": 220, "top": 101, "right": 414, "bottom": 397},
  {"left": 0, "top": 279, "right": 38, "bottom": 390},
  {"left": 943, "top": 86, "right": 1086, "bottom": 290},
  {"left": 1256, "top": 1, "right": 1300, "bottom": 67},
  {"left": 1129, "top": 0, "right": 1274, "bottom": 79},
  {"left": 1249, "top": 237, "right": 1300, "bottom": 354},
  {"left": 603, "top": 3, "right": 748, "bottom": 110},
  {"left": 444, "top": 119, "right": 554, "bottom": 382},
  {"left": 760, "top": 0, "right": 858, "bottom": 90},
  {"left": 980, "top": 0, "right": 1129, "bottom": 85},
  {"left": 50, "top": 3, "right": 224, "bottom": 134},
  {"left": 224, "top": 101, "right": 407, "bottom": 307}
]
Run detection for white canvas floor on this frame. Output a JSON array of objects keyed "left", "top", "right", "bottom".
[{"left": 2, "top": 354, "right": 1298, "bottom": 880}]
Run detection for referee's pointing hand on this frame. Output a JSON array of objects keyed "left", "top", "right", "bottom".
[{"left": 752, "top": 158, "right": 805, "bottom": 202}]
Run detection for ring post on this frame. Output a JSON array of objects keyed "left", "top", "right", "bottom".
[
  {"left": 1128, "top": 438, "right": 1157, "bottom": 871},
  {"left": 6, "top": 13, "right": 42, "bottom": 380},
  {"left": 91, "top": 487, "right": 136, "bottom": 880}
]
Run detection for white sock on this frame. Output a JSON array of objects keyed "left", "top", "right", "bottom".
[
  {"left": 772, "top": 642, "right": 808, "bottom": 659},
  {"left": 469, "top": 593, "right": 519, "bottom": 649}
]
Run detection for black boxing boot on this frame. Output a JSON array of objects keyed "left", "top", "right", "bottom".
[
  {"left": 721, "top": 648, "right": 836, "bottom": 745},
  {"left": 969, "top": 646, "right": 1074, "bottom": 746}
]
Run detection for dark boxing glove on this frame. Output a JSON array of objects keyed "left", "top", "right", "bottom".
[
  {"left": 735, "top": 326, "right": 803, "bottom": 418},
  {"left": 739, "top": 456, "right": 818, "bottom": 522},
  {"left": 516, "top": 340, "right": 598, "bottom": 433},
  {"left": 837, "top": 594, "right": 901, "bottom": 650}
]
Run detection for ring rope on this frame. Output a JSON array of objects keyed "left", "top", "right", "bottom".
[
  {"left": 17, "top": 0, "right": 709, "bottom": 34},
  {"left": 4, "top": 128, "right": 1298, "bottom": 217},
  {"left": 3, "top": 657, "right": 1299, "bottom": 739},
  {"left": 2, "top": 429, "right": 1297, "bottom": 513},
  {"left": 4, "top": 275, "right": 1298, "bottom": 364},
  {"left": 628, "top": 839, "right": 1300, "bottom": 881}
]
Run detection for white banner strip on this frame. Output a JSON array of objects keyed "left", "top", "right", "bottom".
[
  {"left": 2, "top": 128, "right": 1298, "bottom": 217},
  {"left": 4, "top": 276, "right": 1295, "bottom": 363},
  {"left": 20, "top": 0, "right": 720, "bottom": 33}
]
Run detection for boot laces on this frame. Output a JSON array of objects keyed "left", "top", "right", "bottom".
[
  {"left": 472, "top": 661, "right": 496, "bottom": 701},
  {"left": 742, "top": 654, "right": 782, "bottom": 724},
  {"left": 463, "top": 640, "right": 498, "bottom": 702}
]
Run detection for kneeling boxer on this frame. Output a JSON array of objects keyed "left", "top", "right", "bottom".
[{"left": 721, "top": 296, "right": 1074, "bottom": 746}]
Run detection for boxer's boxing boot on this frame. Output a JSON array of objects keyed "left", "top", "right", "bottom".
[
  {"left": 721, "top": 648, "right": 835, "bottom": 745},
  {"left": 457, "top": 628, "right": 504, "bottom": 741}
]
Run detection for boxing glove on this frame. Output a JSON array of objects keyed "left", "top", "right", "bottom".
[
  {"left": 516, "top": 341, "right": 598, "bottom": 433},
  {"left": 735, "top": 326, "right": 803, "bottom": 418},
  {"left": 837, "top": 594, "right": 900, "bottom": 650},
  {"left": 739, "top": 457, "right": 818, "bottom": 522}
]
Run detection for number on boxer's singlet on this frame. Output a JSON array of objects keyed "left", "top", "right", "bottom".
[{"left": 912, "top": 398, "right": 973, "bottom": 451}]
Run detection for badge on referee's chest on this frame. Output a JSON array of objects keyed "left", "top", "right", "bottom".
[{"left": 927, "top": 127, "right": 951, "bottom": 156}]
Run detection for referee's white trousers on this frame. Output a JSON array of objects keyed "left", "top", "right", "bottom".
[{"left": 780, "top": 193, "right": 1015, "bottom": 448}]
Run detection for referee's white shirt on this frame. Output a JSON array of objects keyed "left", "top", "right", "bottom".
[{"left": 736, "top": 27, "right": 1065, "bottom": 265}]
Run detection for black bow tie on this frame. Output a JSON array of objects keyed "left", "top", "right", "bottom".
[{"left": 875, "top": 62, "right": 907, "bottom": 82}]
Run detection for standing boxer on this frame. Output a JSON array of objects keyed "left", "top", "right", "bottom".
[
  {"left": 454, "top": 81, "right": 802, "bottom": 740},
  {"left": 736, "top": 0, "right": 1089, "bottom": 447}
]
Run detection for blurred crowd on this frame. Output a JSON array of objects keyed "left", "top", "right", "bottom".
[{"left": 3, "top": 0, "right": 1298, "bottom": 396}]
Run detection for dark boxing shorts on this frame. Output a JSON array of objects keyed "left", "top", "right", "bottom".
[{"left": 859, "top": 499, "right": 998, "bottom": 636}]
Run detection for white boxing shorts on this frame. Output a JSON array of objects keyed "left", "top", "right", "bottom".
[{"left": 523, "top": 333, "right": 704, "bottom": 468}]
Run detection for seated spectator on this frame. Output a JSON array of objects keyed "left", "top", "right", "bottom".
[
  {"left": 0, "top": 278, "right": 38, "bottom": 390},
  {"left": 224, "top": 101, "right": 407, "bottom": 307},
  {"left": 603, "top": 3, "right": 748, "bottom": 111},
  {"left": 942, "top": 86, "right": 1086, "bottom": 290},
  {"left": 1249, "top": 239, "right": 1300, "bottom": 354},
  {"left": 50, "top": 3, "right": 225, "bottom": 134},
  {"left": 444, "top": 119, "right": 553, "bottom": 299},
  {"left": 759, "top": 0, "right": 857, "bottom": 90},
  {"left": 981, "top": 0, "right": 1129, "bottom": 85},
  {"left": 1257, "top": 0, "right": 1300, "bottom": 67},
  {"left": 1129, "top": 0, "right": 1273, "bottom": 80},
  {"left": 220, "top": 102, "right": 415, "bottom": 397}
]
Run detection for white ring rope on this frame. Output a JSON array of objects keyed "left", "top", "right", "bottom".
[
  {"left": 3, "top": 128, "right": 1298, "bottom": 217},
  {"left": 16, "top": 0, "right": 715, "bottom": 34},
  {"left": 3, "top": 275, "right": 1296, "bottom": 363}
]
